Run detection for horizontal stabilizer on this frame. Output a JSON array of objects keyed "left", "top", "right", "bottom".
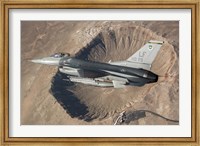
[{"left": 129, "top": 82, "right": 145, "bottom": 87}]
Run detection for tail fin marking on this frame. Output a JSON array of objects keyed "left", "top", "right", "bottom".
[{"left": 127, "top": 40, "right": 164, "bottom": 65}]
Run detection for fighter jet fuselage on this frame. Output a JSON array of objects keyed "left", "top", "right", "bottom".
[
  {"left": 59, "top": 57, "right": 158, "bottom": 84},
  {"left": 31, "top": 40, "right": 163, "bottom": 88}
]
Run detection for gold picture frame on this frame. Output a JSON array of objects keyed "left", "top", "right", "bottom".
[{"left": 0, "top": 0, "right": 199, "bottom": 145}]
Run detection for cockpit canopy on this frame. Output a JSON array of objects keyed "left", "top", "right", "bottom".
[{"left": 50, "top": 53, "right": 70, "bottom": 58}]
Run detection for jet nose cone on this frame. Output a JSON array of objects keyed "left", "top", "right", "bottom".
[
  {"left": 29, "top": 57, "right": 60, "bottom": 66},
  {"left": 29, "top": 59, "right": 44, "bottom": 64}
]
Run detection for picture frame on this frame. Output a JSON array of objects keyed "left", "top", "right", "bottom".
[{"left": 0, "top": 0, "right": 199, "bottom": 145}]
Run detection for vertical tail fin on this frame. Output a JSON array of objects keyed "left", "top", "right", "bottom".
[{"left": 127, "top": 40, "right": 164, "bottom": 65}]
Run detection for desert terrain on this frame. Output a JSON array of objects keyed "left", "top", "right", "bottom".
[{"left": 21, "top": 21, "right": 179, "bottom": 125}]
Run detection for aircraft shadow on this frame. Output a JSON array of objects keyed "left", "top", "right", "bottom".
[{"left": 50, "top": 71, "right": 92, "bottom": 121}]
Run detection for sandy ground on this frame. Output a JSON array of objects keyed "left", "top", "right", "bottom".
[{"left": 21, "top": 21, "right": 179, "bottom": 125}]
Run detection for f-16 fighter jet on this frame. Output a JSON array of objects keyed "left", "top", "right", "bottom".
[{"left": 31, "top": 40, "right": 163, "bottom": 88}]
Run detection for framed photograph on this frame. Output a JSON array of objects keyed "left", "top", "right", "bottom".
[{"left": 1, "top": 0, "right": 199, "bottom": 145}]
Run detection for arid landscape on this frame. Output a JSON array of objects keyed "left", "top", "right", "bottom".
[{"left": 21, "top": 21, "right": 179, "bottom": 125}]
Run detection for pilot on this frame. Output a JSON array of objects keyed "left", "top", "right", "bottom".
[{"left": 51, "top": 53, "right": 70, "bottom": 58}]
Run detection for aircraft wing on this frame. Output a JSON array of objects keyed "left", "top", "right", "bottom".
[
  {"left": 109, "top": 61, "right": 151, "bottom": 70},
  {"left": 97, "top": 75, "right": 128, "bottom": 88},
  {"left": 77, "top": 69, "right": 84, "bottom": 77},
  {"left": 112, "top": 80, "right": 126, "bottom": 88}
]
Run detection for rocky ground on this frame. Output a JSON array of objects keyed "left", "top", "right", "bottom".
[{"left": 21, "top": 21, "right": 179, "bottom": 125}]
